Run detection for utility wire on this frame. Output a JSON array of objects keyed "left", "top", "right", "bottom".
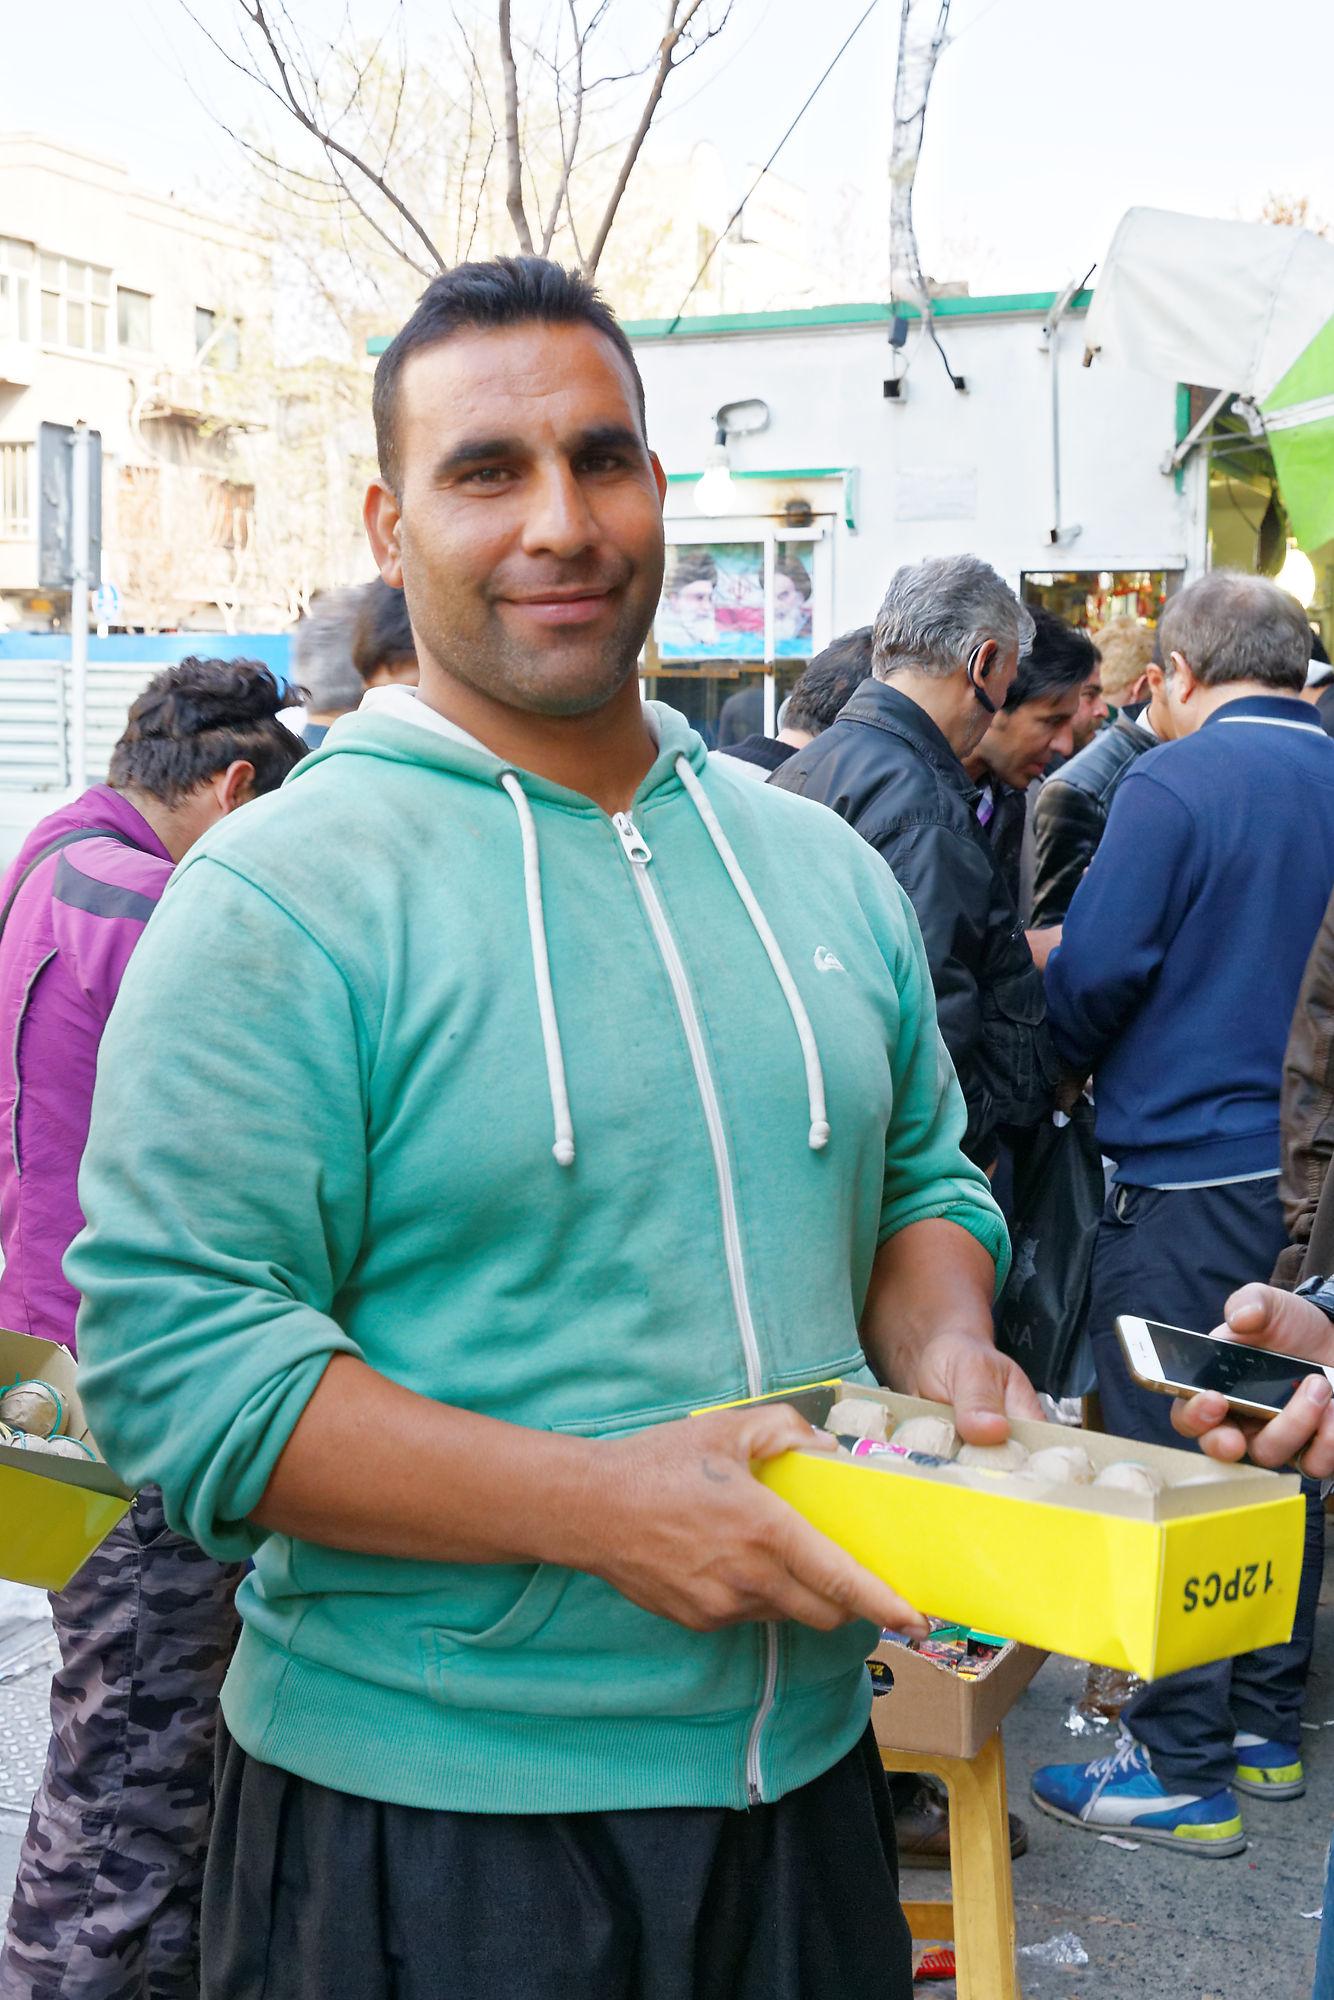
[{"left": 663, "top": 0, "right": 881, "bottom": 336}]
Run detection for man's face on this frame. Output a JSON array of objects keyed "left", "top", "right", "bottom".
[
  {"left": 979, "top": 685, "right": 1081, "bottom": 787},
  {"left": 669, "top": 578, "right": 716, "bottom": 638},
  {"left": 773, "top": 571, "right": 809, "bottom": 637},
  {"left": 365, "top": 322, "right": 667, "bottom": 718},
  {"left": 1071, "top": 667, "right": 1109, "bottom": 750}
]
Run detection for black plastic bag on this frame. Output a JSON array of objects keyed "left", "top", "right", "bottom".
[{"left": 995, "top": 1098, "right": 1104, "bottom": 1398}]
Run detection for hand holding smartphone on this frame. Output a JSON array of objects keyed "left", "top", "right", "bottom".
[{"left": 1115, "top": 1315, "right": 1334, "bottom": 1420}]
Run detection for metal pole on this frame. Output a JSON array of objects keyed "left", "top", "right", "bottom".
[{"left": 69, "top": 423, "right": 90, "bottom": 792}]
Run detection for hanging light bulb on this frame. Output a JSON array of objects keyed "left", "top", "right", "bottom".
[
  {"left": 695, "top": 441, "right": 735, "bottom": 515},
  {"left": 1276, "top": 540, "right": 1317, "bottom": 608}
]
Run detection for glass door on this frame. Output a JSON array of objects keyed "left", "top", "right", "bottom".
[{"left": 643, "top": 523, "right": 829, "bottom": 746}]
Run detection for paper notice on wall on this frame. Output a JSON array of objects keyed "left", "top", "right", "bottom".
[{"left": 894, "top": 468, "right": 978, "bottom": 521}]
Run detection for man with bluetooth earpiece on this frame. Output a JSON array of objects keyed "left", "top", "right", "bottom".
[{"left": 773, "top": 554, "right": 1060, "bottom": 1178}]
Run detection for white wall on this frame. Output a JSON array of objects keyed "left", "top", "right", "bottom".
[{"left": 634, "top": 307, "right": 1203, "bottom": 632}]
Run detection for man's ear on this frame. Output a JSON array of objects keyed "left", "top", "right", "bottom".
[
  {"left": 365, "top": 480, "right": 404, "bottom": 586},
  {"left": 215, "top": 760, "right": 256, "bottom": 815},
  {"left": 1168, "top": 650, "right": 1195, "bottom": 699},
  {"left": 649, "top": 451, "right": 668, "bottom": 506}
]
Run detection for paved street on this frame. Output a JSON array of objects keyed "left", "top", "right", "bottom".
[
  {"left": 902, "top": 1529, "right": 1334, "bottom": 1997},
  {"left": 1, "top": 1557, "right": 1331, "bottom": 1996},
  {"left": 0, "top": 1582, "right": 56, "bottom": 1899}
]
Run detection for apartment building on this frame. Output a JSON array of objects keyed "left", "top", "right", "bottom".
[{"left": 0, "top": 133, "right": 341, "bottom": 633}]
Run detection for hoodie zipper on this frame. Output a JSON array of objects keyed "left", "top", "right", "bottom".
[{"left": 611, "top": 809, "right": 777, "bottom": 1805}]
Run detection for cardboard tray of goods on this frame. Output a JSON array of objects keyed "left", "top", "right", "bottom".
[
  {"left": 0, "top": 1328, "right": 134, "bottom": 1589},
  {"left": 868, "top": 1633, "right": 1048, "bottom": 1761},
  {"left": 709, "top": 1379, "right": 1304, "bottom": 1681}
]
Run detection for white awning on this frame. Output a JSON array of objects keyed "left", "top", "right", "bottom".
[{"left": 1083, "top": 206, "right": 1334, "bottom": 401}]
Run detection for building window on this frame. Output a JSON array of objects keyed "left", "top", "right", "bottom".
[
  {"left": 39, "top": 254, "right": 111, "bottom": 354},
  {"left": 0, "top": 239, "right": 34, "bottom": 343},
  {"left": 117, "top": 287, "right": 151, "bottom": 351},
  {"left": 0, "top": 443, "right": 33, "bottom": 539},
  {"left": 195, "top": 305, "right": 240, "bottom": 370}
]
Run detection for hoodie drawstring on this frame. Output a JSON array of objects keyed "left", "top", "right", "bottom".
[
  {"left": 674, "top": 756, "right": 830, "bottom": 1152},
  {"left": 500, "top": 773, "right": 576, "bottom": 1168},
  {"left": 498, "top": 759, "right": 831, "bottom": 1168}
]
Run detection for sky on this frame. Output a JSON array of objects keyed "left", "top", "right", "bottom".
[{"left": 2, "top": 0, "right": 1332, "bottom": 299}]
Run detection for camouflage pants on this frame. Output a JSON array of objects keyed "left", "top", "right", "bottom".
[{"left": 0, "top": 1490, "right": 241, "bottom": 2000}]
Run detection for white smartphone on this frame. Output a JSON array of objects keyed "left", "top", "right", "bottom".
[{"left": 1115, "top": 1315, "right": 1334, "bottom": 1421}]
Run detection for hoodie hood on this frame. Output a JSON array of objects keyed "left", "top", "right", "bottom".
[{"left": 291, "top": 684, "right": 708, "bottom": 812}]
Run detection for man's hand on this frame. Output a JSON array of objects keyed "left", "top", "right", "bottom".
[
  {"left": 1172, "top": 1283, "right": 1334, "bottom": 1476},
  {"left": 1053, "top": 1070, "right": 1088, "bottom": 1115},
  {"left": 895, "top": 1329, "right": 1045, "bottom": 1447},
  {"left": 1026, "top": 924, "right": 1062, "bottom": 972},
  {"left": 570, "top": 1405, "right": 929, "bottom": 1639}
]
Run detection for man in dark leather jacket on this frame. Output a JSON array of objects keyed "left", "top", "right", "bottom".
[
  {"left": 772, "top": 554, "right": 1058, "bottom": 1170},
  {"left": 1028, "top": 650, "right": 1177, "bottom": 928}
]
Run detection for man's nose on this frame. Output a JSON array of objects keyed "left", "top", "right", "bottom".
[
  {"left": 522, "top": 461, "right": 598, "bottom": 558},
  {"left": 1049, "top": 721, "right": 1076, "bottom": 763}
]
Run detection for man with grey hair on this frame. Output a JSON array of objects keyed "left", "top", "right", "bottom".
[
  {"left": 1033, "top": 569, "right": 1334, "bottom": 1856},
  {"left": 773, "top": 555, "right": 1056, "bottom": 1174}
]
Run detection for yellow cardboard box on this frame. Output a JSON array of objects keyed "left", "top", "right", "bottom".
[
  {"left": 719, "top": 1380, "right": 1304, "bottom": 1680},
  {"left": 0, "top": 1329, "right": 133, "bottom": 1589}
]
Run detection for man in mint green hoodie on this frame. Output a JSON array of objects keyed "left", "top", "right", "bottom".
[{"left": 70, "top": 257, "right": 1032, "bottom": 2000}]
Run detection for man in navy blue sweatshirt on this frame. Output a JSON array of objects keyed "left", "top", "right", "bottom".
[{"left": 1031, "top": 570, "right": 1334, "bottom": 1858}]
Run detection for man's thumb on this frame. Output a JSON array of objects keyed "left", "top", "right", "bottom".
[
  {"left": 1223, "top": 1283, "right": 1282, "bottom": 1337},
  {"left": 741, "top": 1404, "right": 834, "bottom": 1465}
]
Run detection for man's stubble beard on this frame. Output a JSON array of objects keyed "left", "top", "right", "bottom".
[{"left": 412, "top": 588, "right": 658, "bottom": 720}]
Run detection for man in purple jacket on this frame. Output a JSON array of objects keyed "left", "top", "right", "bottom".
[{"left": 0, "top": 657, "right": 302, "bottom": 1999}]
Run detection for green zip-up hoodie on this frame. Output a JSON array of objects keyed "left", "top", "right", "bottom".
[{"left": 71, "top": 693, "right": 1007, "bottom": 1816}]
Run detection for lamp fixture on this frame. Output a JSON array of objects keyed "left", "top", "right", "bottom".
[
  {"left": 694, "top": 398, "right": 769, "bottom": 514},
  {"left": 695, "top": 439, "right": 736, "bottom": 515},
  {"left": 1276, "top": 540, "right": 1317, "bottom": 609}
]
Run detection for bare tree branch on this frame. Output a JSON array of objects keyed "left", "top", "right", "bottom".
[
  {"left": 180, "top": 0, "right": 743, "bottom": 292},
  {"left": 537, "top": 0, "right": 586, "bottom": 254},
  {"left": 236, "top": 0, "right": 446, "bottom": 269},
  {"left": 498, "top": 0, "right": 536, "bottom": 253},
  {"left": 584, "top": 0, "right": 730, "bottom": 273}
]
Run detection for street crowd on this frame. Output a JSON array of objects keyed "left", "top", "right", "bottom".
[{"left": 1, "top": 253, "right": 1333, "bottom": 1999}]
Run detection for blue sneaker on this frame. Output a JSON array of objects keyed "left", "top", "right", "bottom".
[
  {"left": 1232, "top": 1732, "right": 1305, "bottom": 1800},
  {"left": 1031, "top": 1733, "right": 1246, "bottom": 1857}
]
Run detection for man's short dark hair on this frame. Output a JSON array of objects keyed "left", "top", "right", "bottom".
[
  {"left": 373, "top": 256, "right": 647, "bottom": 492},
  {"left": 108, "top": 657, "right": 304, "bottom": 804},
  {"left": 784, "top": 628, "right": 873, "bottom": 734},
  {"left": 1005, "top": 608, "right": 1097, "bottom": 710},
  {"left": 1160, "top": 570, "right": 1314, "bottom": 692},
  {"left": 353, "top": 579, "right": 417, "bottom": 682}
]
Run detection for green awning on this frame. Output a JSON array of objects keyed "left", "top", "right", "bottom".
[{"left": 1263, "top": 316, "right": 1334, "bottom": 552}]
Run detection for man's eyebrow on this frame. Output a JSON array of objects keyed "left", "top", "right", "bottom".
[
  {"left": 430, "top": 422, "right": 646, "bottom": 482},
  {"left": 432, "top": 436, "right": 527, "bottom": 479},
  {"left": 571, "top": 423, "right": 646, "bottom": 456}
]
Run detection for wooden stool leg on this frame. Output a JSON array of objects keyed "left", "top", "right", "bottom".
[{"left": 943, "top": 1732, "right": 1020, "bottom": 2000}]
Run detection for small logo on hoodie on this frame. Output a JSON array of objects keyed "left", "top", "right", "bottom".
[{"left": 813, "top": 946, "right": 846, "bottom": 974}]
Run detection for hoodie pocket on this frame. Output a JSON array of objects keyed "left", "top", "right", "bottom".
[
  {"left": 425, "top": 1564, "right": 763, "bottom": 1722},
  {"left": 426, "top": 1563, "right": 573, "bottom": 1709}
]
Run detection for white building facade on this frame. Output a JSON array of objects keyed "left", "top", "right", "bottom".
[
  {"left": 0, "top": 134, "right": 276, "bottom": 632},
  {"left": 629, "top": 294, "right": 1208, "bottom": 740}
]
